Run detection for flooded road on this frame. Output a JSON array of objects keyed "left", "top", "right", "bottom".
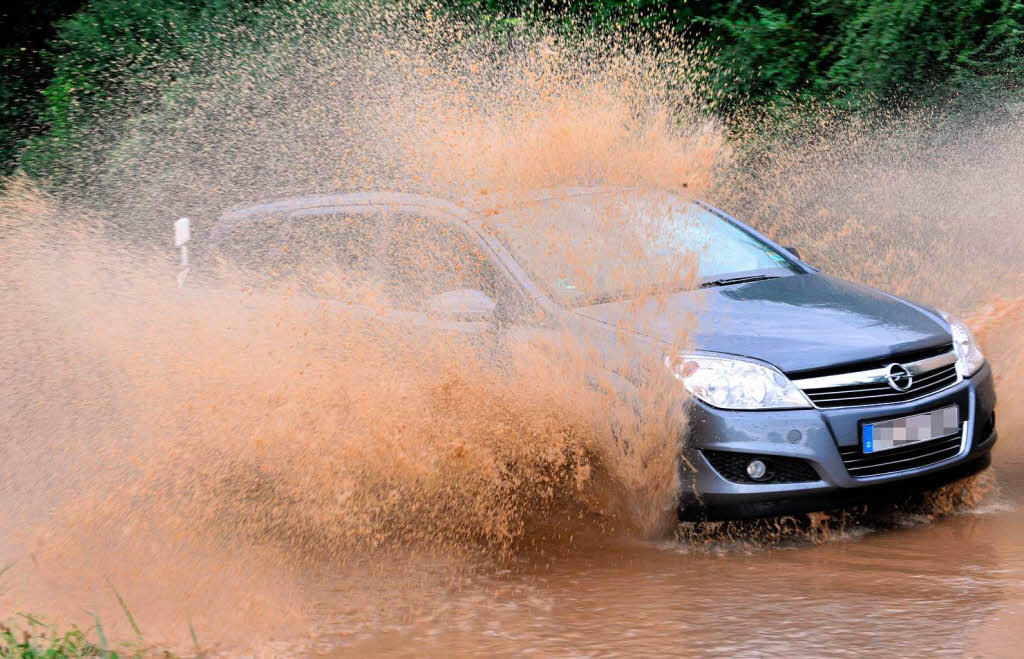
[
  {"left": 300, "top": 298, "right": 1024, "bottom": 658},
  {"left": 2, "top": 9, "right": 1024, "bottom": 656},
  {"left": 317, "top": 461, "right": 1022, "bottom": 655},
  {"left": 331, "top": 506, "right": 1022, "bottom": 656}
]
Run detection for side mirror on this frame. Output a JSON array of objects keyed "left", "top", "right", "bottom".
[
  {"left": 783, "top": 246, "right": 802, "bottom": 260},
  {"left": 426, "top": 288, "right": 496, "bottom": 322}
]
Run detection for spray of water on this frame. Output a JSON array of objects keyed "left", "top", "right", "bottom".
[
  {"left": 1, "top": 2, "right": 1021, "bottom": 653},
  {"left": 0, "top": 6, "right": 720, "bottom": 650}
]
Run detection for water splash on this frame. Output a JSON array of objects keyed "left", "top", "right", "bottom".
[
  {"left": 0, "top": 8, "right": 718, "bottom": 650},
  {"left": 2, "top": 3, "right": 1022, "bottom": 654}
]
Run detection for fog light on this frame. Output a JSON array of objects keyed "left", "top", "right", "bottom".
[{"left": 746, "top": 459, "right": 768, "bottom": 480}]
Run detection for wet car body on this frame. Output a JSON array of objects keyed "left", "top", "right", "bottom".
[
  {"left": 577, "top": 269, "right": 997, "bottom": 519},
  {"left": 207, "top": 188, "right": 997, "bottom": 521}
]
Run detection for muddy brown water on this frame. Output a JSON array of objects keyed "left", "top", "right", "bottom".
[
  {"left": 307, "top": 301, "right": 1024, "bottom": 658},
  {"left": 3, "top": 309, "right": 1021, "bottom": 658},
  {"left": 1, "top": 215, "right": 1021, "bottom": 658},
  {"left": 315, "top": 449, "right": 1023, "bottom": 656},
  {"left": 323, "top": 508, "right": 1024, "bottom": 657},
  {"left": 1, "top": 191, "right": 1021, "bottom": 658},
  {"left": 3, "top": 10, "right": 1024, "bottom": 655}
]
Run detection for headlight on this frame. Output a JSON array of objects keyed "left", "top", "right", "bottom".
[
  {"left": 665, "top": 354, "right": 811, "bottom": 410},
  {"left": 939, "top": 311, "right": 985, "bottom": 376}
]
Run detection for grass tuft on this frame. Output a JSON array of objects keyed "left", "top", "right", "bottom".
[
  {"left": 106, "top": 580, "right": 142, "bottom": 645},
  {"left": 188, "top": 621, "right": 202, "bottom": 658}
]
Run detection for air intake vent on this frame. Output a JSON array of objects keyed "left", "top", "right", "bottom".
[
  {"left": 839, "top": 431, "right": 963, "bottom": 478},
  {"left": 702, "top": 450, "right": 820, "bottom": 484}
]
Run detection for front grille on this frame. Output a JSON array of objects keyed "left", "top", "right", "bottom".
[
  {"left": 803, "top": 362, "right": 958, "bottom": 408},
  {"left": 787, "top": 344, "right": 952, "bottom": 381},
  {"left": 702, "top": 450, "right": 820, "bottom": 484},
  {"left": 793, "top": 348, "right": 961, "bottom": 410},
  {"left": 839, "top": 431, "right": 963, "bottom": 478}
]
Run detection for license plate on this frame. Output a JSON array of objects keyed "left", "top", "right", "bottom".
[{"left": 862, "top": 406, "right": 960, "bottom": 454}]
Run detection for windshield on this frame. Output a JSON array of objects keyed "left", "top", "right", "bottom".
[{"left": 486, "top": 194, "right": 801, "bottom": 307}]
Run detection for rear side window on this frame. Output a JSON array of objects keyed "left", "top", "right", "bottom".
[
  {"left": 212, "top": 208, "right": 524, "bottom": 317},
  {"left": 211, "top": 210, "right": 382, "bottom": 299}
]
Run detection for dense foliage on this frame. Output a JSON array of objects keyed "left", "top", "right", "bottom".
[
  {"left": 2, "top": 0, "right": 1023, "bottom": 177},
  {"left": 8, "top": 0, "right": 270, "bottom": 180},
  {"left": 1, "top": 2, "right": 85, "bottom": 175}
]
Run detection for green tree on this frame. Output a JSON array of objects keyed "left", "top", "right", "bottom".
[
  {"left": 18, "top": 0, "right": 267, "bottom": 181},
  {"left": 824, "top": 0, "right": 1024, "bottom": 106},
  {"left": 0, "top": 1, "right": 85, "bottom": 176},
  {"left": 4, "top": 0, "right": 1023, "bottom": 180}
]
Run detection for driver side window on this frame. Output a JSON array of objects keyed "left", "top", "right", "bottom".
[{"left": 377, "top": 213, "right": 507, "bottom": 312}]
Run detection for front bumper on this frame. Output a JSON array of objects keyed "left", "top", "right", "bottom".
[{"left": 679, "top": 361, "right": 997, "bottom": 521}]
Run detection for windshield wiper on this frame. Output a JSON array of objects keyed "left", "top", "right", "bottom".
[{"left": 699, "top": 274, "right": 780, "bottom": 289}]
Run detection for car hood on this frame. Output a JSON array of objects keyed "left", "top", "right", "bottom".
[{"left": 573, "top": 274, "right": 952, "bottom": 375}]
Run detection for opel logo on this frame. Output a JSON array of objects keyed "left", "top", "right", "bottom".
[{"left": 885, "top": 363, "right": 914, "bottom": 392}]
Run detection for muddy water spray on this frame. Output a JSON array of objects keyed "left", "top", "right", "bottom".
[
  {"left": 0, "top": 7, "right": 722, "bottom": 650},
  {"left": 1, "top": 3, "right": 1022, "bottom": 655}
]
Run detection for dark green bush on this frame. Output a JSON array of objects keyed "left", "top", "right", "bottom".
[
  {"left": 3, "top": 0, "right": 1023, "bottom": 178},
  {"left": 13, "top": 0, "right": 268, "bottom": 181}
]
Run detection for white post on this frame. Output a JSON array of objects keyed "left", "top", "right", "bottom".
[{"left": 174, "top": 217, "right": 191, "bottom": 287}]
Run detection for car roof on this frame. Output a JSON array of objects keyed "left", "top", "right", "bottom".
[
  {"left": 215, "top": 186, "right": 685, "bottom": 225},
  {"left": 211, "top": 186, "right": 705, "bottom": 242},
  {"left": 211, "top": 191, "right": 476, "bottom": 241}
]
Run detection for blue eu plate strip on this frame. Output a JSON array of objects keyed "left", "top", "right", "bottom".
[{"left": 863, "top": 424, "right": 874, "bottom": 453}]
